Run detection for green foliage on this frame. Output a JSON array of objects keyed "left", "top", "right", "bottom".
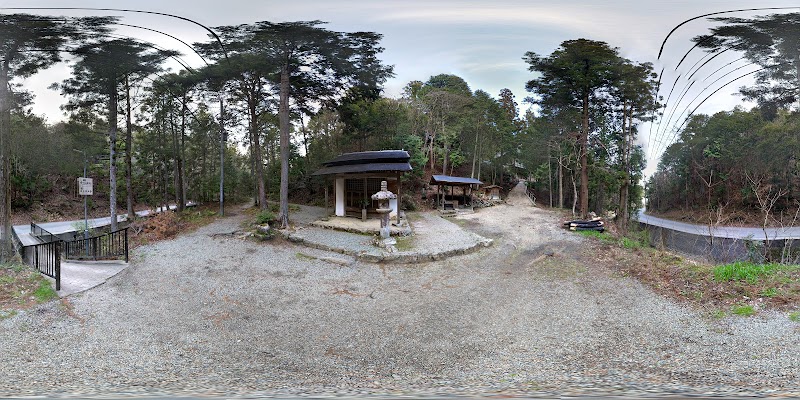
[
  {"left": 619, "top": 237, "right": 641, "bottom": 250},
  {"left": 577, "top": 230, "right": 607, "bottom": 240},
  {"left": 524, "top": 39, "right": 658, "bottom": 215},
  {"left": 789, "top": 311, "right": 800, "bottom": 322},
  {"left": 33, "top": 280, "right": 58, "bottom": 302},
  {"left": 694, "top": 13, "right": 800, "bottom": 112},
  {"left": 577, "top": 229, "right": 650, "bottom": 250},
  {"left": 255, "top": 210, "right": 275, "bottom": 225},
  {"left": 712, "top": 261, "right": 800, "bottom": 283},
  {"left": 744, "top": 237, "right": 766, "bottom": 264},
  {"left": 760, "top": 287, "right": 778, "bottom": 297},
  {"left": 646, "top": 108, "right": 800, "bottom": 215},
  {"left": 731, "top": 304, "right": 755, "bottom": 317}
]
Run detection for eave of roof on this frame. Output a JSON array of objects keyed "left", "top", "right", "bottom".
[
  {"left": 429, "top": 175, "right": 483, "bottom": 186},
  {"left": 323, "top": 150, "right": 410, "bottom": 167},
  {"left": 312, "top": 162, "right": 412, "bottom": 176}
]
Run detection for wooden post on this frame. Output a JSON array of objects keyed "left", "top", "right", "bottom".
[
  {"left": 396, "top": 172, "right": 402, "bottom": 223},
  {"left": 324, "top": 182, "right": 329, "bottom": 217},
  {"left": 362, "top": 176, "right": 368, "bottom": 221}
]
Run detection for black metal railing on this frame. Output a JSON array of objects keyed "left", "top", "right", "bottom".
[
  {"left": 29, "top": 241, "right": 61, "bottom": 290},
  {"left": 64, "top": 227, "right": 128, "bottom": 262},
  {"left": 30, "top": 222, "right": 58, "bottom": 243}
]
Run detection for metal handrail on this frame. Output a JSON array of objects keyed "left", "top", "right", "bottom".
[
  {"left": 28, "top": 240, "right": 61, "bottom": 290},
  {"left": 64, "top": 227, "right": 128, "bottom": 262},
  {"left": 30, "top": 222, "right": 58, "bottom": 243}
]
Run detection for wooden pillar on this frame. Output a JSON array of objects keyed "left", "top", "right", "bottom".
[
  {"left": 324, "top": 182, "right": 329, "bottom": 217},
  {"left": 363, "top": 176, "right": 368, "bottom": 221},
  {"left": 396, "top": 172, "right": 402, "bottom": 222}
]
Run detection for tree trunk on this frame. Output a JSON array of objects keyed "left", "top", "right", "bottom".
[
  {"left": 125, "top": 75, "right": 134, "bottom": 220},
  {"left": 177, "top": 93, "right": 187, "bottom": 212},
  {"left": 109, "top": 85, "right": 119, "bottom": 232},
  {"left": 558, "top": 155, "right": 564, "bottom": 209},
  {"left": 471, "top": 120, "right": 479, "bottom": 179},
  {"left": 251, "top": 100, "right": 267, "bottom": 211},
  {"left": 572, "top": 171, "right": 578, "bottom": 216},
  {"left": 476, "top": 136, "right": 483, "bottom": 182},
  {"left": 0, "top": 63, "right": 11, "bottom": 261},
  {"left": 442, "top": 119, "right": 449, "bottom": 175},
  {"left": 278, "top": 64, "right": 291, "bottom": 228},
  {"left": 618, "top": 100, "right": 629, "bottom": 233},
  {"left": 548, "top": 147, "right": 553, "bottom": 208},
  {"left": 580, "top": 91, "right": 590, "bottom": 218},
  {"left": 169, "top": 110, "right": 181, "bottom": 210},
  {"left": 219, "top": 95, "right": 225, "bottom": 216}
]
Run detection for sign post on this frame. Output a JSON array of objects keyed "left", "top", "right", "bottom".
[{"left": 78, "top": 176, "right": 92, "bottom": 241}]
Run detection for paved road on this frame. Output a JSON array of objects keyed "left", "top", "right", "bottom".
[
  {"left": 12, "top": 203, "right": 192, "bottom": 246},
  {"left": 635, "top": 209, "right": 800, "bottom": 240}
]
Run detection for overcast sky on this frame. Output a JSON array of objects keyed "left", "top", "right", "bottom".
[{"left": 7, "top": 0, "right": 800, "bottom": 174}]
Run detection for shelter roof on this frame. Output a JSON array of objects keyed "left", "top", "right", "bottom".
[
  {"left": 313, "top": 163, "right": 412, "bottom": 176},
  {"left": 429, "top": 175, "right": 483, "bottom": 186},
  {"left": 312, "top": 150, "right": 412, "bottom": 176}
]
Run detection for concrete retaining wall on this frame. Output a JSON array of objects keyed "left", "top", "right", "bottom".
[{"left": 640, "top": 222, "right": 800, "bottom": 263}]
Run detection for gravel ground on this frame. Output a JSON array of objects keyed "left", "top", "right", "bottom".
[{"left": 1, "top": 184, "right": 799, "bottom": 398}]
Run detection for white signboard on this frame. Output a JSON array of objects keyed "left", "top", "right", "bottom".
[{"left": 78, "top": 177, "right": 93, "bottom": 196}]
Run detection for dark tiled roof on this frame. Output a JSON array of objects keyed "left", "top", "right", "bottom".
[
  {"left": 312, "top": 150, "right": 412, "bottom": 176},
  {"left": 430, "top": 175, "right": 483, "bottom": 185},
  {"left": 322, "top": 150, "right": 410, "bottom": 167}
]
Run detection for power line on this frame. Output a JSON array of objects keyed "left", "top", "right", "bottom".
[
  {"left": 1, "top": 7, "right": 228, "bottom": 60},
  {"left": 657, "top": 7, "right": 799, "bottom": 59}
]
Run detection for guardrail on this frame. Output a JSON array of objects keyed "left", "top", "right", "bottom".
[
  {"left": 30, "top": 222, "right": 58, "bottom": 243},
  {"left": 28, "top": 240, "right": 61, "bottom": 290},
  {"left": 64, "top": 227, "right": 128, "bottom": 262}
]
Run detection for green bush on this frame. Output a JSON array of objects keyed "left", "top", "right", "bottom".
[{"left": 255, "top": 210, "right": 275, "bottom": 225}]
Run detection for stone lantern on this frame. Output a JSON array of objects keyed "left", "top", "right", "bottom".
[{"left": 371, "top": 180, "right": 397, "bottom": 249}]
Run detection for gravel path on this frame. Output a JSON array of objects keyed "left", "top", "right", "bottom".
[{"left": 1, "top": 189, "right": 799, "bottom": 397}]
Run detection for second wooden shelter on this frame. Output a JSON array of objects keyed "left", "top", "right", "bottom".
[{"left": 429, "top": 175, "right": 483, "bottom": 210}]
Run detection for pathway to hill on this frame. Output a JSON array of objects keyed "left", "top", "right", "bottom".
[{"left": 1, "top": 186, "right": 798, "bottom": 397}]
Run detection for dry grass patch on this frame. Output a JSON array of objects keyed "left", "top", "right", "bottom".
[{"left": 130, "top": 203, "right": 220, "bottom": 247}]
